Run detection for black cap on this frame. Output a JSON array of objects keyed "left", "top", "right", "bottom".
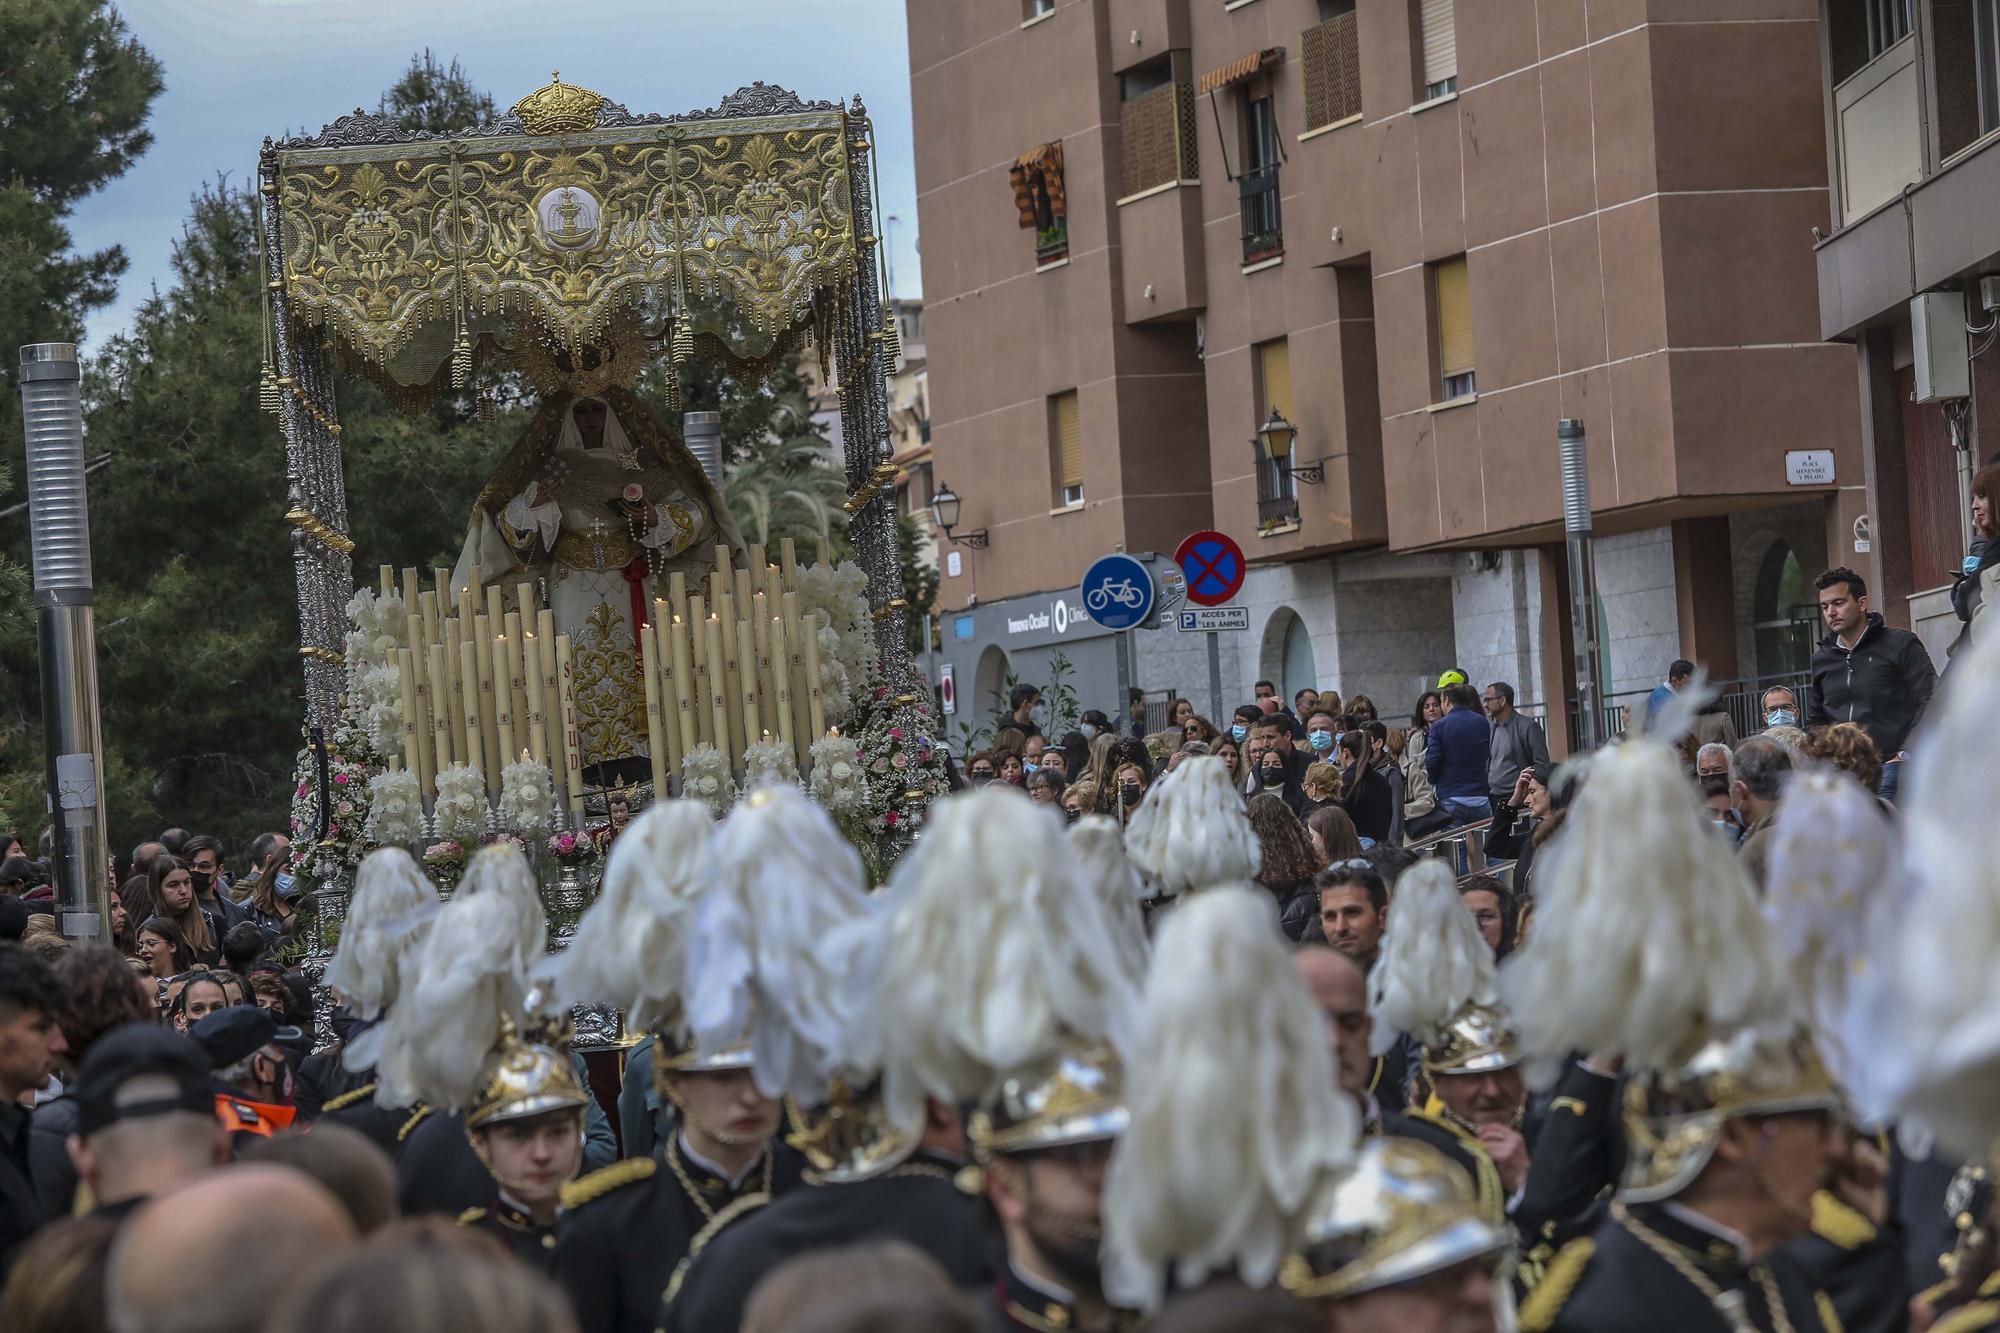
[
  {"left": 74, "top": 1024, "right": 216, "bottom": 1133},
  {"left": 190, "top": 1005, "right": 303, "bottom": 1071}
]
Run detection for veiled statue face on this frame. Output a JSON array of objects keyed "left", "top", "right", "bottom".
[{"left": 573, "top": 398, "right": 609, "bottom": 447}]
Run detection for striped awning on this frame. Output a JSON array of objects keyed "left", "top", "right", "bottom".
[{"left": 1198, "top": 46, "right": 1286, "bottom": 95}]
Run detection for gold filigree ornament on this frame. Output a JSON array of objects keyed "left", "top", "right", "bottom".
[
  {"left": 270, "top": 80, "right": 858, "bottom": 405},
  {"left": 511, "top": 72, "right": 607, "bottom": 136}
]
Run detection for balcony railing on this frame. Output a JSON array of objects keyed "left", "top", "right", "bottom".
[
  {"left": 1835, "top": 33, "right": 1921, "bottom": 222},
  {"left": 1036, "top": 219, "right": 1070, "bottom": 264},
  {"left": 1239, "top": 163, "right": 1283, "bottom": 264},
  {"left": 1301, "top": 10, "right": 1363, "bottom": 130},
  {"left": 1255, "top": 454, "right": 1297, "bottom": 526},
  {"left": 1120, "top": 81, "right": 1200, "bottom": 197}
]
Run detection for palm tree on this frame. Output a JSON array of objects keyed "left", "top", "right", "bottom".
[{"left": 724, "top": 431, "right": 851, "bottom": 562}]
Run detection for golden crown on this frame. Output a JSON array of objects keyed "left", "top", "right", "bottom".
[{"left": 512, "top": 72, "right": 606, "bottom": 136}]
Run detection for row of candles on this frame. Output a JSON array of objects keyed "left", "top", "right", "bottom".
[{"left": 377, "top": 538, "right": 826, "bottom": 813}]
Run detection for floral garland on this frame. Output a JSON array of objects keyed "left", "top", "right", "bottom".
[
  {"left": 498, "top": 755, "right": 556, "bottom": 837},
  {"left": 287, "top": 735, "right": 373, "bottom": 880},
  {"left": 681, "top": 743, "right": 737, "bottom": 816},
  {"left": 433, "top": 762, "right": 488, "bottom": 844},
  {"left": 854, "top": 666, "right": 950, "bottom": 868},
  {"left": 423, "top": 840, "right": 466, "bottom": 893},
  {"left": 743, "top": 737, "right": 800, "bottom": 790},
  {"left": 795, "top": 562, "right": 877, "bottom": 728},
  {"left": 546, "top": 828, "right": 598, "bottom": 865},
  {"left": 807, "top": 733, "right": 866, "bottom": 815},
  {"left": 364, "top": 767, "right": 424, "bottom": 847}
]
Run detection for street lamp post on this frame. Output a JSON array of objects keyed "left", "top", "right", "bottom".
[
  {"left": 17, "top": 343, "right": 111, "bottom": 940},
  {"left": 1558, "top": 418, "right": 1605, "bottom": 752},
  {"left": 929, "top": 482, "right": 988, "bottom": 548}
]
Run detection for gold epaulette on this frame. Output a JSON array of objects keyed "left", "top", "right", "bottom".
[
  {"left": 559, "top": 1156, "right": 657, "bottom": 1211},
  {"left": 319, "top": 1082, "right": 378, "bottom": 1114},
  {"left": 1816, "top": 1290, "right": 1845, "bottom": 1333},
  {"left": 1810, "top": 1189, "right": 1876, "bottom": 1250},
  {"left": 1933, "top": 1301, "right": 2000, "bottom": 1333},
  {"left": 1518, "top": 1238, "right": 1594, "bottom": 1333},
  {"left": 457, "top": 1205, "right": 485, "bottom": 1227},
  {"left": 397, "top": 1105, "right": 433, "bottom": 1143},
  {"left": 662, "top": 1192, "right": 770, "bottom": 1308}
]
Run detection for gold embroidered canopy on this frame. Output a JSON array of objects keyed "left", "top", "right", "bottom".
[{"left": 267, "top": 75, "right": 859, "bottom": 395}]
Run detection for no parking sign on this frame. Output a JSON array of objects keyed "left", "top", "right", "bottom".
[{"left": 1173, "top": 530, "right": 1246, "bottom": 607}]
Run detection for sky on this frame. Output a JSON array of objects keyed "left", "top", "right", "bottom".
[{"left": 69, "top": 0, "right": 923, "bottom": 351}]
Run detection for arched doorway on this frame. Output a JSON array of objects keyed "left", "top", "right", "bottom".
[
  {"left": 973, "top": 644, "right": 1011, "bottom": 722},
  {"left": 1263, "top": 607, "right": 1318, "bottom": 703},
  {"left": 1751, "top": 542, "right": 1811, "bottom": 678}
]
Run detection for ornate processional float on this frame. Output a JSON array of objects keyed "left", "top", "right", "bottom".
[{"left": 255, "top": 75, "right": 946, "bottom": 1030}]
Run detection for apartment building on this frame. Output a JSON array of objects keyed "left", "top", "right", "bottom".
[
  {"left": 909, "top": 0, "right": 1862, "bottom": 738},
  {"left": 1813, "top": 0, "right": 2000, "bottom": 664}
]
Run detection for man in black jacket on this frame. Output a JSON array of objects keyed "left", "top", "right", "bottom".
[{"left": 1805, "top": 567, "right": 1937, "bottom": 801}]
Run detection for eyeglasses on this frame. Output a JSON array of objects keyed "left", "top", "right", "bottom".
[
  {"left": 969, "top": 768, "right": 995, "bottom": 778},
  {"left": 1328, "top": 858, "right": 1372, "bottom": 873}
]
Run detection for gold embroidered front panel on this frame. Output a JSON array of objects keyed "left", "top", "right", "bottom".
[
  {"left": 570, "top": 602, "right": 645, "bottom": 767},
  {"left": 272, "top": 112, "right": 855, "bottom": 390}
]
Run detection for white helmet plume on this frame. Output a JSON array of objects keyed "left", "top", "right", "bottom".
[
  {"left": 1884, "top": 628, "right": 2000, "bottom": 1158},
  {"left": 865, "top": 790, "right": 1145, "bottom": 1123},
  {"left": 685, "top": 784, "right": 876, "bottom": 1104},
  {"left": 1368, "top": 860, "right": 1496, "bottom": 1054},
  {"left": 1066, "top": 814, "right": 1150, "bottom": 979},
  {"left": 1500, "top": 737, "right": 1789, "bottom": 1076},
  {"left": 1102, "top": 886, "right": 1356, "bottom": 1312},
  {"left": 324, "top": 848, "right": 440, "bottom": 1021},
  {"left": 537, "top": 800, "right": 715, "bottom": 1031},
  {"left": 373, "top": 842, "right": 548, "bottom": 1110},
  {"left": 1123, "top": 756, "right": 1258, "bottom": 897}
]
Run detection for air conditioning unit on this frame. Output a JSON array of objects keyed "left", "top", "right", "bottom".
[{"left": 1912, "top": 290, "right": 1970, "bottom": 403}]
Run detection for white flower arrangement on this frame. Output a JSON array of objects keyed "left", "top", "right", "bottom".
[
  {"left": 681, "top": 743, "right": 737, "bottom": 816},
  {"left": 342, "top": 588, "right": 407, "bottom": 758},
  {"left": 794, "top": 561, "right": 877, "bottom": 727},
  {"left": 364, "top": 767, "right": 424, "bottom": 847},
  {"left": 743, "top": 737, "right": 800, "bottom": 790},
  {"left": 808, "top": 733, "right": 866, "bottom": 814},
  {"left": 433, "top": 762, "right": 489, "bottom": 843},
  {"left": 498, "top": 755, "right": 556, "bottom": 837}
]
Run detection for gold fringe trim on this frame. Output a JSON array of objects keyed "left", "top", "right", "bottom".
[
  {"left": 1518, "top": 1238, "right": 1594, "bottom": 1333},
  {"left": 1811, "top": 1189, "right": 1877, "bottom": 1251},
  {"left": 318, "top": 1081, "right": 377, "bottom": 1113},
  {"left": 558, "top": 1155, "right": 656, "bottom": 1211}
]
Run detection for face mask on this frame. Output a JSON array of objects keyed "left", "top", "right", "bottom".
[
  {"left": 1765, "top": 709, "right": 1795, "bottom": 729},
  {"left": 1080, "top": 723, "right": 1098, "bottom": 739},
  {"left": 274, "top": 871, "right": 298, "bottom": 901},
  {"left": 1307, "top": 728, "right": 1333, "bottom": 752},
  {"left": 1230, "top": 724, "right": 1249, "bottom": 743},
  {"left": 1063, "top": 806, "right": 1080, "bottom": 825},
  {"left": 1260, "top": 761, "right": 1285, "bottom": 787},
  {"left": 190, "top": 870, "right": 213, "bottom": 894},
  {"left": 1120, "top": 783, "right": 1143, "bottom": 806},
  {"left": 1023, "top": 762, "right": 1039, "bottom": 776}
]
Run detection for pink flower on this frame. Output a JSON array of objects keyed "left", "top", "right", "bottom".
[
  {"left": 296, "top": 784, "right": 308, "bottom": 798},
  {"left": 328, "top": 824, "right": 339, "bottom": 836},
  {"left": 885, "top": 811, "right": 899, "bottom": 826},
  {"left": 334, "top": 773, "right": 351, "bottom": 786},
  {"left": 888, "top": 727, "right": 904, "bottom": 741}
]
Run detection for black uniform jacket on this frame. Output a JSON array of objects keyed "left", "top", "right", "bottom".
[
  {"left": 554, "top": 1136, "right": 806, "bottom": 1333},
  {"left": 662, "top": 1149, "right": 994, "bottom": 1333}
]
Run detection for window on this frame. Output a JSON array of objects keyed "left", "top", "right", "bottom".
[
  {"left": 1009, "top": 143, "right": 1068, "bottom": 265},
  {"left": 1255, "top": 338, "right": 1296, "bottom": 523},
  {"left": 1120, "top": 53, "right": 1199, "bottom": 195},
  {"left": 1867, "top": 0, "right": 1912, "bottom": 58},
  {"left": 1026, "top": 0, "right": 1055, "bottom": 18},
  {"left": 1433, "top": 256, "right": 1475, "bottom": 400},
  {"left": 1240, "top": 94, "right": 1283, "bottom": 263},
  {"left": 1418, "top": 0, "right": 1458, "bottom": 100},
  {"left": 1303, "top": 2, "right": 1363, "bottom": 130},
  {"left": 1051, "top": 390, "right": 1084, "bottom": 507}
]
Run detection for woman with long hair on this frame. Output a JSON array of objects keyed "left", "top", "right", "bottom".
[
  {"left": 244, "top": 858, "right": 300, "bottom": 938},
  {"left": 1334, "top": 731, "right": 1394, "bottom": 845},
  {"left": 165, "top": 970, "right": 229, "bottom": 1033},
  {"left": 151, "top": 855, "right": 221, "bottom": 966},
  {"left": 1304, "top": 805, "right": 1363, "bottom": 865},
  {"left": 1110, "top": 761, "right": 1150, "bottom": 825},
  {"left": 1082, "top": 731, "right": 1120, "bottom": 803},
  {"left": 1249, "top": 794, "right": 1324, "bottom": 941},
  {"left": 1214, "top": 736, "right": 1241, "bottom": 785},
  {"left": 1179, "top": 714, "right": 1220, "bottom": 747},
  {"left": 135, "top": 917, "right": 195, "bottom": 981}
]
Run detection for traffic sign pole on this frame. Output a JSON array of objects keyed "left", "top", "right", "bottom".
[{"left": 1207, "top": 629, "right": 1222, "bottom": 727}]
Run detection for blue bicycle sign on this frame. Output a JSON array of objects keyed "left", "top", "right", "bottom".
[{"left": 1079, "top": 554, "right": 1156, "bottom": 630}]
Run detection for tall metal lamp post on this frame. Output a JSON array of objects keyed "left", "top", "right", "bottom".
[
  {"left": 1558, "top": 418, "right": 1605, "bottom": 752},
  {"left": 17, "top": 344, "right": 111, "bottom": 939}
]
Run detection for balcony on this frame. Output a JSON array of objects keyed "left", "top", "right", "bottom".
[
  {"left": 1301, "top": 9, "right": 1362, "bottom": 131},
  {"left": 1256, "top": 455, "right": 1298, "bottom": 527},
  {"left": 1835, "top": 34, "right": 1921, "bottom": 223},
  {"left": 1120, "top": 80, "right": 1199, "bottom": 197},
  {"left": 1036, "top": 218, "right": 1070, "bottom": 265},
  {"left": 1239, "top": 163, "right": 1283, "bottom": 265}
]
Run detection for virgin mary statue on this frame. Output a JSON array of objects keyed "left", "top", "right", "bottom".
[{"left": 452, "top": 385, "right": 746, "bottom": 777}]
